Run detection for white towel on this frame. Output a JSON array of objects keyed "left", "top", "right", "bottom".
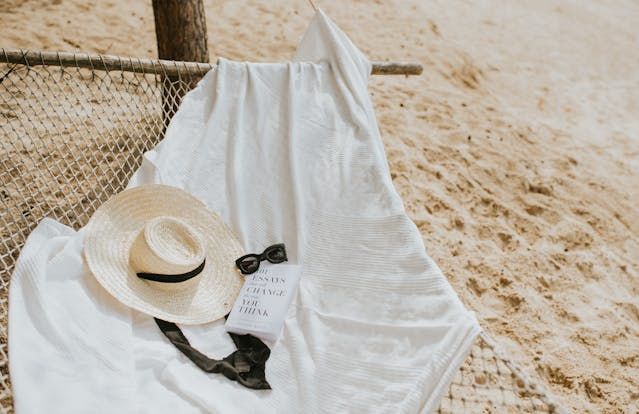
[{"left": 9, "top": 10, "right": 480, "bottom": 413}]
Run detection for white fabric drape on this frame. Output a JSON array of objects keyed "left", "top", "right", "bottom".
[{"left": 10, "top": 10, "right": 480, "bottom": 413}]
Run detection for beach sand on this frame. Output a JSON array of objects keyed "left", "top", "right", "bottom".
[{"left": 2, "top": 0, "right": 638, "bottom": 412}]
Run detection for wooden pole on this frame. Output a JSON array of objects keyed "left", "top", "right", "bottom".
[
  {"left": 0, "top": 48, "right": 424, "bottom": 76},
  {"left": 152, "top": 0, "right": 209, "bottom": 64},
  {"left": 152, "top": 0, "right": 209, "bottom": 124}
]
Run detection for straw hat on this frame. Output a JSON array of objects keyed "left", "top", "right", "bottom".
[{"left": 84, "top": 185, "right": 245, "bottom": 324}]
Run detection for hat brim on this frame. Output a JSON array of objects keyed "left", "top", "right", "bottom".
[{"left": 84, "top": 185, "right": 244, "bottom": 324}]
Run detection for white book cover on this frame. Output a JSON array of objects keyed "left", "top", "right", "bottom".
[{"left": 225, "top": 263, "right": 301, "bottom": 344}]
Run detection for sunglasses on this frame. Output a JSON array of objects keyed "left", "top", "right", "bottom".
[{"left": 235, "top": 243, "right": 288, "bottom": 274}]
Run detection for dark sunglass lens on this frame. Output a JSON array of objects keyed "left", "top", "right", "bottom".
[
  {"left": 266, "top": 246, "right": 287, "bottom": 263},
  {"left": 239, "top": 256, "right": 260, "bottom": 274}
]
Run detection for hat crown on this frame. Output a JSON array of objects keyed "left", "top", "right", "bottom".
[{"left": 130, "top": 216, "right": 205, "bottom": 277}]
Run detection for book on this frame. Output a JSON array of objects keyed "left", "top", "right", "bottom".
[{"left": 225, "top": 263, "right": 301, "bottom": 344}]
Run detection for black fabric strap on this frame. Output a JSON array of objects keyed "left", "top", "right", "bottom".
[
  {"left": 137, "top": 261, "right": 271, "bottom": 389},
  {"left": 155, "top": 318, "right": 271, "bottom": 390},
  {"left": 137, "top": 260, "right": 206, "bottom": 283}
]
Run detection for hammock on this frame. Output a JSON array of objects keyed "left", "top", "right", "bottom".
[{"left": 0, "top": 48, "right": 566, "bottom": 413}]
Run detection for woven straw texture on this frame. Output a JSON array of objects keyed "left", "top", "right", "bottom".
[
  {"left": 0, "top": 49, "right": 566, "bottom": 413},
  {"left": 85, "top": 185, "right": 245, "bottom": 324}
]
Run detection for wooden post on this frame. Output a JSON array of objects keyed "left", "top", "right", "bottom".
[
  {"left": 152, "top": 0, "right": 209, "bottom": 125},
  {"left": 152, "top": 0, "right": 209, "bottom": 63}
]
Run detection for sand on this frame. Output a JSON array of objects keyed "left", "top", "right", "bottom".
[{"left": 2, "top": 0, "right": 638, "bottom": 412}]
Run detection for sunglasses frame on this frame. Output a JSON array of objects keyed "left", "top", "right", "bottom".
[{"left": 235, "top": 243, "right": 288, "bottom": 274}]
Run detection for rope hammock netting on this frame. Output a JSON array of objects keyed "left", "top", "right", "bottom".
[{"left": 0, "top": 48, "right": 566, "bottom": 413}]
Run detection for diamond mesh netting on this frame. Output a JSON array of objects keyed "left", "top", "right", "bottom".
[{"left": 0, "top": 49, "right": 566, "bottom": 413}]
